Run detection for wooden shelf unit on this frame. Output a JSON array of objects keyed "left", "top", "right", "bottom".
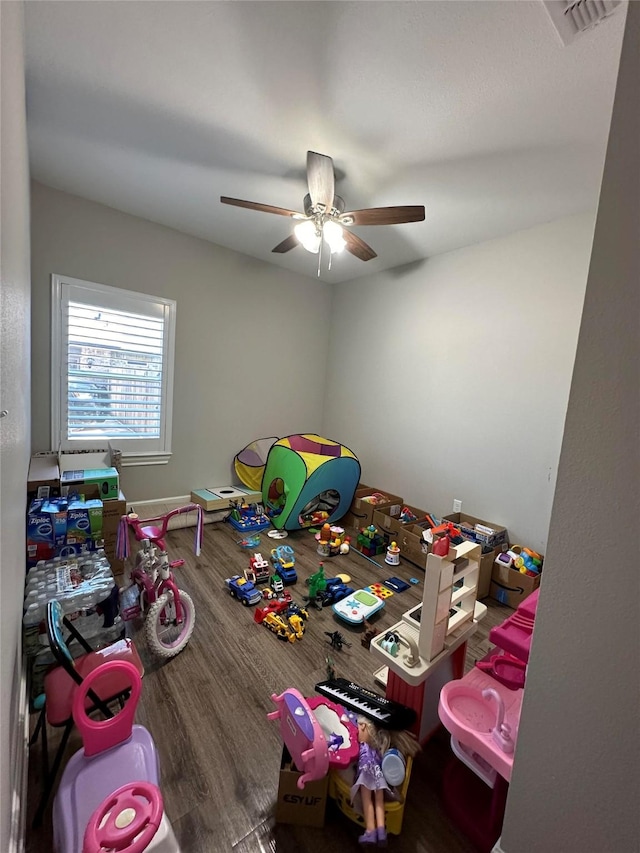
[{"left": 417, "top": 541, "right": 481, "bottom": 662}]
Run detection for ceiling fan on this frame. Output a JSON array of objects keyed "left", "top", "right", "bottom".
[{"left": 220, "top": 151, "right": 425, "bottom": 271}]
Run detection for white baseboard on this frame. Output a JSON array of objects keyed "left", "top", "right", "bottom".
[{"left": 9, "top": 652, "right": 29, "bottom": 853}]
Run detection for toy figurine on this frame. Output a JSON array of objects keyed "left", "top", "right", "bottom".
[
  {"left": 306, "top": 563, "right": 327, "bottom": 599},
  {"left": 361, "top": 619, "right": 378, "bottom": 650},
  {"left": 325, "top": 630, "right": 351, "bottom": 651},
  {"left": 350, "top": 717, "right": 421, "bottom": 848},
  {"left": 326, "top": 655, "right": 336, "bottom": 681},
  {"left": 340, "top": 535, "right": 351, "bottom": 555},
  {"left": 384, "top": 541, "right": 400, "bottom": 566}
]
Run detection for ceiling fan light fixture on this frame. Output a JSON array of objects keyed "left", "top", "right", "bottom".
[
  {"left": 294, "top": 220, "right": 321, "bottom": 253},
  {"left": 221, "top": 150, "right": 424, "bottom": 268},
  {"left": 323, "top": 220, "right": 346, "bottom": 254}
]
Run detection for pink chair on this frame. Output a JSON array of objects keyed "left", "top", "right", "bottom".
[
  {"left": 31, "top": 599, "right": 144, "bottom": 827},
  {"left": 53, "top": 660, "right": 160, "bottom": 853}
]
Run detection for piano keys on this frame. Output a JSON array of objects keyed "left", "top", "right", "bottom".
[{"left": 315, "top": 678, "right": 416, "bottom": 731}]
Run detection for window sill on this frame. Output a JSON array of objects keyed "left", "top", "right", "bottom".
[{"left": 120, "top": 452, "right": 172, "bottom": 468}]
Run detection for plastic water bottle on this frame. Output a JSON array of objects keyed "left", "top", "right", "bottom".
[{"left": 23, "top": 603, "right": 43, "bottom": 656}]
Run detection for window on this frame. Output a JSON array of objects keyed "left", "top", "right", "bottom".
[{"left": 51, "top": 274, "right": 176, "bottom": 465}]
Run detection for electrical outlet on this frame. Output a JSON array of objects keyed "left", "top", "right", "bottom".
[{"left": 453, "top": 499, "right": 462, "bottom": 513}]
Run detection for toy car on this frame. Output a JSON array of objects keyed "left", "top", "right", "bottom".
[
  {"left": 271, "top": 545, "right": 297, "bottom": 584},
  {"left": 263, "top": 612, "right": 296, "bottom": 642},
  {"left": 270, "top": 574, "right": 284, "bottom": 594},
  {"left": 246, "top": 552, "right": 270, "bottom": 584},
  {"left": 287, "top": 601, "right": 309, "bottom": 621},
  {"left": 253, "top": 590, "right": 293, "bottom": 623},
  {"left": 288, "top": 613, "right": 305, "bottom": 640},
  {"left": 226, "top": 574, "right": 262, "bottom": 606},
  {"left": 315, "top": 580, "right": 354, "bottom": 609}
]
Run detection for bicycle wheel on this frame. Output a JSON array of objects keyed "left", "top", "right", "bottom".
[{"left": 145, "top": 589, "right": 195, "bottom": 658}]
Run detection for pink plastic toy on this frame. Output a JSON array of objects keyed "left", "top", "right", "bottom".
[
  {"left": 267, "top": 688, "right": 359, "bottom": 787},
  {"left": 268, "top": 688, "right": 329, "bottom": 788},
  {"left": 83, "top": 781, "right": 179, "bottom": 853},
  {"left": 53, "top": 661, "right": 160, "bottom": 853},
  {"left": 117, "top": 506, "right": 200, "bottom": 659},
  {"left": 489, "top": 588, "right": 540, "bottom": 664}
]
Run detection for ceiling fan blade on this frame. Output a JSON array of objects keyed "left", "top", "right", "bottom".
[
  {"left": 220, "top": 197, "right": 299, "bottom": 217},
  {"left": 272, "top": 234, "right": 299, "bottom": 254},
  {"left": 306, "top": 151, "right": 335, "bottom": 212},
  {"left": 343, "top": 229, "right": 377, "bottom": 262},
  {"left": 341, "top": 205, "right": 426, "bottom": 226}
]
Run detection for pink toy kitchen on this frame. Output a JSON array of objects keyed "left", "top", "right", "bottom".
[{"left": 438, "top": 588, "right": 539, "bottom": 852}]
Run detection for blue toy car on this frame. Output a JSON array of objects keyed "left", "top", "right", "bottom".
[
  {"left": 270, "top": 545, "right": 297, "bottom": 584},
  {"left": 225, "top": 574, "right": 262, "bottom": 606},
  {"left": 316, "top": 579, "right": 355, "bottom": 609}
]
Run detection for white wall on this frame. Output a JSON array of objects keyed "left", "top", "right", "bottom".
[
  {"left": 323, "top": 213, "right": 595, "bottom": 553},
  {"left": 30, "top": 182, "right": 333, "bottom": 502},
  {"left": 0, "top": 2, "right": 32, "bottom": 849},
  {"left": 500, "top": 4, "right": 639, "bottom": 851}
]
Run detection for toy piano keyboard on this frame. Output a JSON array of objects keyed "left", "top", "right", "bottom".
[{"left": 268, "top": 688, "right": 358, "bottom": 787}]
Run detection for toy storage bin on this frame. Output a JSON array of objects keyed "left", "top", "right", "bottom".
[{"left": 328, "top": 756, "right": 413, "bottom": 835}]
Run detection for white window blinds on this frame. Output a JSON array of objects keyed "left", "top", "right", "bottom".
[{"left": 51, "top": 275, "right": 176, "bottom": 462}]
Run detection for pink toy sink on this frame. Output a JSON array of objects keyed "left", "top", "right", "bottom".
[
  {"left": 440, "top": 684, "right": 495, "bottom": 733},
  {"left": 439, "top": 669, "right": 524, "bottom": 782}
]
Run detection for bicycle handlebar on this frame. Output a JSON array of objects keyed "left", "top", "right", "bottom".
[{"left": 116, "top": 503, "right": 204, "bottom": 561}]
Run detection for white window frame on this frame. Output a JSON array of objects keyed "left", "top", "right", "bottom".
[{"left": 51, "top": 274, "right": 176, "bottom": 467}]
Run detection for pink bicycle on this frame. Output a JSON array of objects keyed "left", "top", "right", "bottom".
[{"left": 116, "top": 504, "right": 203, "bottom": 659}]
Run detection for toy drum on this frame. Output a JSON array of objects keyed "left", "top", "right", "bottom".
[{"left": 382, "top": 749, "right": 406, "bottom": 787}]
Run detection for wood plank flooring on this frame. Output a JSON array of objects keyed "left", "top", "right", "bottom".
[{"left": 25, "top": 520, "right": 514, "bottom": 852}]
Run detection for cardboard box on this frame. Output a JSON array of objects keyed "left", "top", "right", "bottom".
[
  {"left": 490, "top": 560, "right": 541, "bottom": 608},
  {"left": 190, "top": 486, "right": 263, "bottom": 512},
  {"left": 443, "top": 512, "right": 508, "bottom": 550},
  {"left": 275, "top": 746, "right": 328, "bottom": 828},
  {"left": 27, "top": 454, "right": 60, "bottom": 499},
  {"left": 372, "top": 504, "right": 437, "bottom": 567},
  {"left": 341, "top": 485, "right": 404, "bottom": 531},
  {"left": 57, "top": 446, "right": 121, "bottom": 474},
  {"left": 102, "top": 491, "right": 127, "bottom": 576},
  {"left": 477, "top": 547, "right": 500, "bottom": 600},
  {"left": 60, "top": 467, "right": 119, "bottom": 501}
]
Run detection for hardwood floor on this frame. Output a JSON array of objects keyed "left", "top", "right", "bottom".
[{"left": 25, "top": 520, "right": 514, "bottom": 852}]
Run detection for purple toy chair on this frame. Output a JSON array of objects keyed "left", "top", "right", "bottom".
[{"left": 53, "top": 660, "right": 160, "bottom": 853}]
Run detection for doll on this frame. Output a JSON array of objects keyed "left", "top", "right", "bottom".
[{"left": 350, "top": 716, "right": 421, "bottom": 848}]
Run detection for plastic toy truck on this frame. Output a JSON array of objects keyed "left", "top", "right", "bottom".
[
  {"left": 271, "top": 545, "right": 297, "bottom": 584},
  {"left": 246, "top": 553, "right": 270, "bottom": 584},
  {"left": 226, "top": 574, "right": 262, "bottom": 606}
]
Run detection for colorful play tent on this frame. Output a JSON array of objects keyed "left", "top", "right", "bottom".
[
  {"left": 234, "top": 437, "right": 278, "bottom": 492},
  {"left": 261, "top": 434, "right": 361, "bottom": 531}
]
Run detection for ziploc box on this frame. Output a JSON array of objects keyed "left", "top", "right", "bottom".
[
  {"left": 26, "top": 499, "right": 55, "bottom": 566},
  {"left": 60, "top": 467, "right": 119, "bottom": 501},
  {"left": 42, "top": 499, "right": 69, "bottom": 550},
  {"left": 66, "top": 498, "right": 103, "bottom": 546}
]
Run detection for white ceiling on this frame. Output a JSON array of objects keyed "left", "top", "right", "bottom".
[{"left": 23, "top": 1, "right": 626, "bottom": 283}]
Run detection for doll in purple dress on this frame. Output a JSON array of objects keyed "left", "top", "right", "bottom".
[
  {"left": 350, "top": 715, "right": 421, "bottom": 848},
  {"left": 351, "top": 716, "right": 392, "bottom": 847}
]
